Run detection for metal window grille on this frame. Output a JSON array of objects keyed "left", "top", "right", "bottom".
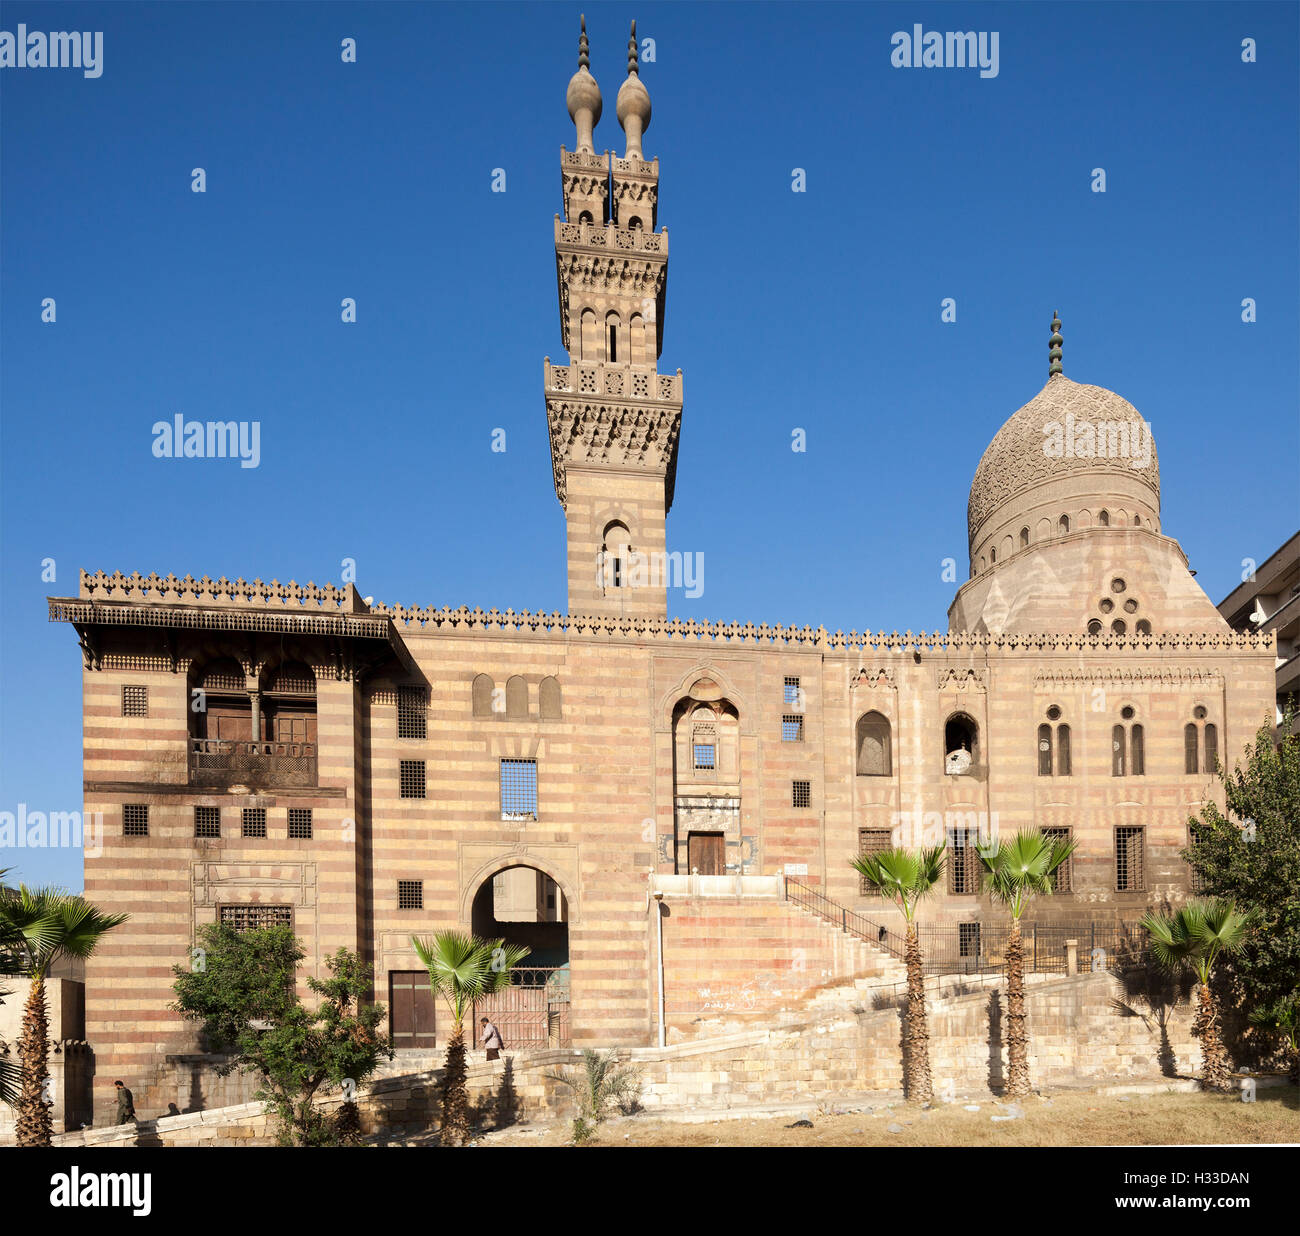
[
  {"left": 783, "top": 676, "right": 801, "bottom": 708},
  {"left": 501, "top": 758, "right": 538, "bottom": 821},
  {"left": 948, "top": 829, "right": 982, "bottom": 894},
  {"left": 1185, "top": 723, "right": 1199, "bottom": 774},
  {"left": 397, "top": 687, "right": 427, "bottom": 739},
  {"left": 398, "top": 880, "right": 424, "bottom": 910},
  {"left": 195, "top": 806, "right": 220, "bottom": 838},
  {"left": 781, "top": 714, "right": 804, "bottom": 742},
  {"left": 1057, "top": 724, "right": 1071, "bottom": 776},
  {"left": 400, "top": 760, "right": 426, "bottom": 799},
  {"left": 219, "top": 904, "right": 292, "bottom": 932},
  {"left": 858, "top": 828, "right": 892, "bottom": 893},
  {"left": 958, "top": 922, "right": 981, "bottom": 959},
  {"left": 1115, "top": 826, "right": 1145, "bottom": 892},
  {"left": 1037, "top": 724, "right": 1053, "bottom": 776},
  {"left": 288, "top": 809, "right": 312, "bottom": 839},
  {"left": 792, "top": 780, "right": 811, "bottom": 808},
  {"left": 122, "top": 685, "right": 148, "bottom": 717},
  {"left": 1042, "top": 827, "right": 1072, "bottom": 893},
  {"left": 123, "top": 804, "right": 148, "bottom": 836},
  {"left": 693, "top": 743, "right": 716, "bottom": 770},
  {"left": 1203, "top": 723, "right": 1217, "bottom": 772},
  {"left": 242, "top": 808, "right": 267, "bottom": 838},
  {"left": 1188, "top": 828, "right": 1207, "bottom": 892}
]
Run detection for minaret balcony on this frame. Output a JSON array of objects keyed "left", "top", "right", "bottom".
[
  {"left": 544, "top": 359, "right": 682, "bottom": 404},
  {"left": 554, "top": 217, "right": 666, "bottom": 256}
]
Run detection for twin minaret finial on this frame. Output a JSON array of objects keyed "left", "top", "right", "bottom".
[
  {"left": 1049, "top": 311, "right": 1064, "bottom": 377},
  {"left": 565, "top": 17, "right": 651, "bottom": 159}
]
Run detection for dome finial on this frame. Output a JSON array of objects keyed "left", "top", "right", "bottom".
[
  {"left": 616, "top": 19, "right": 651, "bottom": 159},
  {"left": 566, "top": 15, "right": 602, "bottom": 153},
  {"left": 1049, "top": 310, "right": 1063, "bottom": 377}
]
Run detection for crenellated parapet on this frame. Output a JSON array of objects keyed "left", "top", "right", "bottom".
[{"left": 76, "top": 570, "right": 368, "bottom": 611}]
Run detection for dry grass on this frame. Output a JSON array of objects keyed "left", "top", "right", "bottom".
[{"left": 479, "top": 1085, "right": 1299, "bottom": 1147}]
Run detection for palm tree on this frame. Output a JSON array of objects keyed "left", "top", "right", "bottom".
[
  {"left": 978, "top": 829, "right": 1077, "bottom": 1098},
  {"left": 0, "top": 884, "right": 127, "bottom": 1145},
  {"left": 545, "top": 1047, "right": 641, "bottom": 1144},
  {"left": 1141, "top": 900, "right": 1254, "bottom": 1092},
  {"left": 410, "top": 930, "right": 529, "bottom": 1146},
  {"left": 850, "top": 845, "right": 946, "bottom": 1103}
]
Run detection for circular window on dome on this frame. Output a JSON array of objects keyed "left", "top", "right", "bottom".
[
  {"left": 1087, "top": 619, "right": 1103, "bottom": 636},
  {"left": 1099, "top": 598, "right": 1114, "bottom": 614},
  {"left": 1046, "top": 705, "right": 1062, "bottom": 721},
  {"left": 1111, "top": 578, "right": 1127, "bottom": 593},
  {"left": 1111, "top": 619, "right": 1127, "bottom": 635},
  {"left": 1124, "top": 598, "right": 1139, "bottom": 613},
  {"left": 1121, "top": 705, "right": 1135, "bottom": 720},
  {"left": 1194, "top": 705, "right": 1208, "bottom": 720}
]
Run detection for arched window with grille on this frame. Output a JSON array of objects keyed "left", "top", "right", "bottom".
[
  {"left": 1037, "top": 724, "right": 1053, "bottom": 776},
  {"left": 856, "top": 711, "right": 892, "bottom": 776},
  {"left": 1184, "top": 722, "right": 1199, "bottom": 774},
  {"left": 1112, "top": 708, "right": 1145, "bottom": 776}
]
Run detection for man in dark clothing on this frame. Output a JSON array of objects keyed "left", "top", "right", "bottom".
[{"left": 114, "top": 1080, "right": 136, "bottom": 1124}]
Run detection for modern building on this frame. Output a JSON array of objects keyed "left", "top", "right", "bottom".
[
  {"left": 1217, "top": 529, "right": 1300, "bottom": 738},
  {"left": 48, "top": 20, "right": 1276, "bottom": 1123}
]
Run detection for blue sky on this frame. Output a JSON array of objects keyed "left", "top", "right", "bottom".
[{"left": 2, "top": 1, "right": 1297, "bottom": 891}]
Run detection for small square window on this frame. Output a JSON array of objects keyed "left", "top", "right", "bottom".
[
  {"left": 397, "top": 687, "right": 427, "bottom": 740},
  {"left": 792, "top": 780, "right": 811, "bottom": 809},
  {"left": 121, "top": 685, "right": 148, "bottom": 717},
  {"left": 501, "top": 758, "right": 538, "bottom": 821},
  {"left": 400, "top": 760, "right": 426, "bottom": 799},
  {"left": 783, "top": 676, "right": 802, "bottom": 708},
  {"left": 693, "top": 743, "right": 716, "bottom": 770},
  {"left": 288, "top": 809, "right": 312, "bottom": 839},
  {"left": 123, "top": 804, "right": 148, "bottom": 836},
  {"left": 242, "top": 808, "right": 267, "bottom": 838},
  {"left": 195, "top": 806, "right": 220, "bottom": 838},
  {"left": 781, "top": 714, "right": 804, "bottom": 742},
  {"left": 397, "top": 880, "right": 424, "bottom": 910}
]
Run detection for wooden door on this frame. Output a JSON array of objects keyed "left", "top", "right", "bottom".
[
  {"left": 388, "top": 971, "right": 437, "bottom": 1049},
  {"left": 688, "top": 832, "right": 725, "bottom": 875}
]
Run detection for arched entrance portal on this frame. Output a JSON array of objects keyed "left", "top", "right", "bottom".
[{"left": 469, "top": 865, "right": 571, "bottom": 1047}]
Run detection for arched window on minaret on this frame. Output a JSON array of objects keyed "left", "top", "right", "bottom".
[
  {"left": 602, "top": 520, "right": 632, "bottom": 590},
  {"left": 605, "top": 311, "right": 621, "bottom": 363},
  {"left": 629, "top": 314, "right": 648, "bottom": 366},
  {"left": 580, "top": 309, "right": 598, "bottom": 362}
]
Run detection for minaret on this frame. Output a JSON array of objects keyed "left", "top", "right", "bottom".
[{"left": 544, "top": 18, "right": 684, "bottom": 618}]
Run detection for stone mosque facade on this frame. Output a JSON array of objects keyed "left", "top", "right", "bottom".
[{"left": 50, "top": 21, "right": 1276, "bottom": 1120}]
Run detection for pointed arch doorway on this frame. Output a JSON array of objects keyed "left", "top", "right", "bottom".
[{"left": 469, "top": 864, "right": 571, "bottom": 1047}]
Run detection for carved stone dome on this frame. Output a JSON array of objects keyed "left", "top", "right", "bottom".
[{"left": 967, "top": 374, "right": 1161, "bottom": 546}]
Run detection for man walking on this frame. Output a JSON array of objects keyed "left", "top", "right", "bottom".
[
  {"left": 113, "top": 1080, "right": 136, "bottom": 1125},
  {"left": 479, "top": 1016, "right": 503, "bottom": 1061}
]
